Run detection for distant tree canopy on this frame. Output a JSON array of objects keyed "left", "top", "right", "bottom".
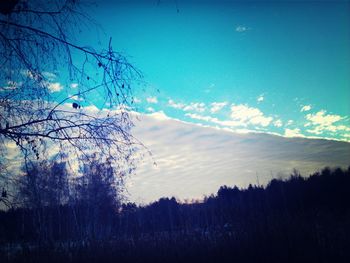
[{"left": 0, "top": 0, "right": 142, "bottom": 172}]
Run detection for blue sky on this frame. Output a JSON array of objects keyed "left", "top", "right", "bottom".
[
  {"left": 67, "top": 0, "right": 350, "bottom": 142},
  {"left": 9, "top": 1, "right": 348, "bottom": 203},
  {"left": 70, "top": 0, "right": 349, "bottom": 202}
]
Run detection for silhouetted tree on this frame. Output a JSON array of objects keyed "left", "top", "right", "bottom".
[
  {"left": 14, "top": 160, "right": 70, "bottom": 241},
  {"left": 1, "top": 165, "right": 350, "bottom": 262},
  {"left": 72, "top": 154, "right": 122, "bottom": 240},
  {"left": 17, "top": 160, "right": 69, "bottom": 208},
  {"left": 0, "top": 0, "right": 142, "bottom": 176},
  {"left": 0, "top": 162, "right": 12, "bottom": 209}
]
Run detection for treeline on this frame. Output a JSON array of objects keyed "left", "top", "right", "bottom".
[
  {"left": 0, "top": 165, "right": 350, "bottom": 262},
  {"left": 0, "top": 156, "right": 121, "bottom": 242}
]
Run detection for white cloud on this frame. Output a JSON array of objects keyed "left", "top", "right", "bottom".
[
  {"left": 257, "top": 95, "right": 264, "bottom": 102},
  {"left": 306, "top": 128, "right": 323, "bottom": 135},
  {"left": 301, "top": 105, "right": 312, "bottom": 112},
  {"left": 83, "top": 105, "right": 99, "bottom": 113},
  {"left": 183, "top": 102, "right": 206, "bottom": 113},
  {"left": 286, "top": 120, "right": 294, "bottom": 126},
  {"left": 210, "top": 102, "right": 227, "bottom": 113},
  {"left": 133, "top": 97, "right": 141, "bottom": 103},
  {"left": 185, "top": 113, "right": 272, "bottom": 130},
  {"left": 147, "top": 111, "right": 170, "bottom": 121},
  {"left": 146, "top": 97, "right": 158, "bottom": 104},
  {"left": 337, "top": 125, "right": 350, "bottom": 132},
  {"left": 42, "top": 72, "right": 56, "bottom": 80},
  {"left": 4, "top": 101, "right": 350, "bottom": 206},
  {"left": 70, "top": 83, "right": 79, "bottom": 89},
  {"left": 274, "top": 119, "right": 283, "bottom": 127},
  {"left": 250, "top": 116, "right": 273, "bottom": 127},
  {"left": 185, "top": 113, "right": 243, "bottom": 128},
  {"left": 128, "top": 114, "right": 350, "bottom": 203},
  {"left": 22, "top": 69, "right": 40, "bottom": 80},
  {"left": 47, "top": 82, "right": 63, "bottom": 93},
  {"left": 167, "top": 100, "right": 207, "bottom": 113},
  {"left": 306, "top": 124, "right": 350, "bottom": 135},
  {"left": 186, "top": 113, "right": 216, "bottom": 123},
  {"left": 1, "top": 80, "right": 21, "bottom": 90},
  {"left": 186, "top": 104, "right": 274, "bottom": 129},
  {"left": 235, "top": 25, "right": 249, "bottom": 32},
  {"left": 168, "top": 99, "right": 185, "bottom": 109},
  {"left": 231, "top": 104, "right": 273, "bottom": 127},
  {"left": 284, "top": 128, "right": 304, "bottom": 138},
  {"left": 304, "top": 110, "right": 348, "bottom": 135},
  {"left": 70, "top": 95, "right": 84, "bottom": 101},
  {"left": 306, "top": 110, "right": 342, "bottom": 127}
]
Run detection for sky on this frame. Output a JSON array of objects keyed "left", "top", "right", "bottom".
[
  {"left": 74, "top": 0, "right": 350, "bottom": 203},
  {"left": 128, "top": 112, "right": 350, "bottom": 203},
  {"left": 76, "top": 0, "right": 350, "bottom": 142},
  {"left": 4, "top": 0, "right": 350, "bottom": 204}
]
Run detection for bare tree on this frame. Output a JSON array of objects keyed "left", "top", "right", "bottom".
[
  {"left": 72, "top": 154, "right": 122, "bottom": 239},
  {"left": 0, "top": 0, "right": 143, "bottom": 172}
]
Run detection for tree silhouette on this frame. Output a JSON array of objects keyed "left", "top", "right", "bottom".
[
  {"left": 0, "top": 0, "right": 142, "bottom": 173},
  {"left": 0, "top": 165, "right": 349, "bottom": 262},
  {"left": 17, "top": 160, "right": 69, "bottom": 209},
  {"left": 72, "top": 154, "right": 122, "bottom": 240}
]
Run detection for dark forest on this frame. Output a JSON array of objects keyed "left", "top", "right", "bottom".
[{"left": 1, "top": 165, "right": 349, "bottom": 262}]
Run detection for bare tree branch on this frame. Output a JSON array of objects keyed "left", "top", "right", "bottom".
[{"left": 0, "top": 0, "right": 145, "bottom": 178}]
